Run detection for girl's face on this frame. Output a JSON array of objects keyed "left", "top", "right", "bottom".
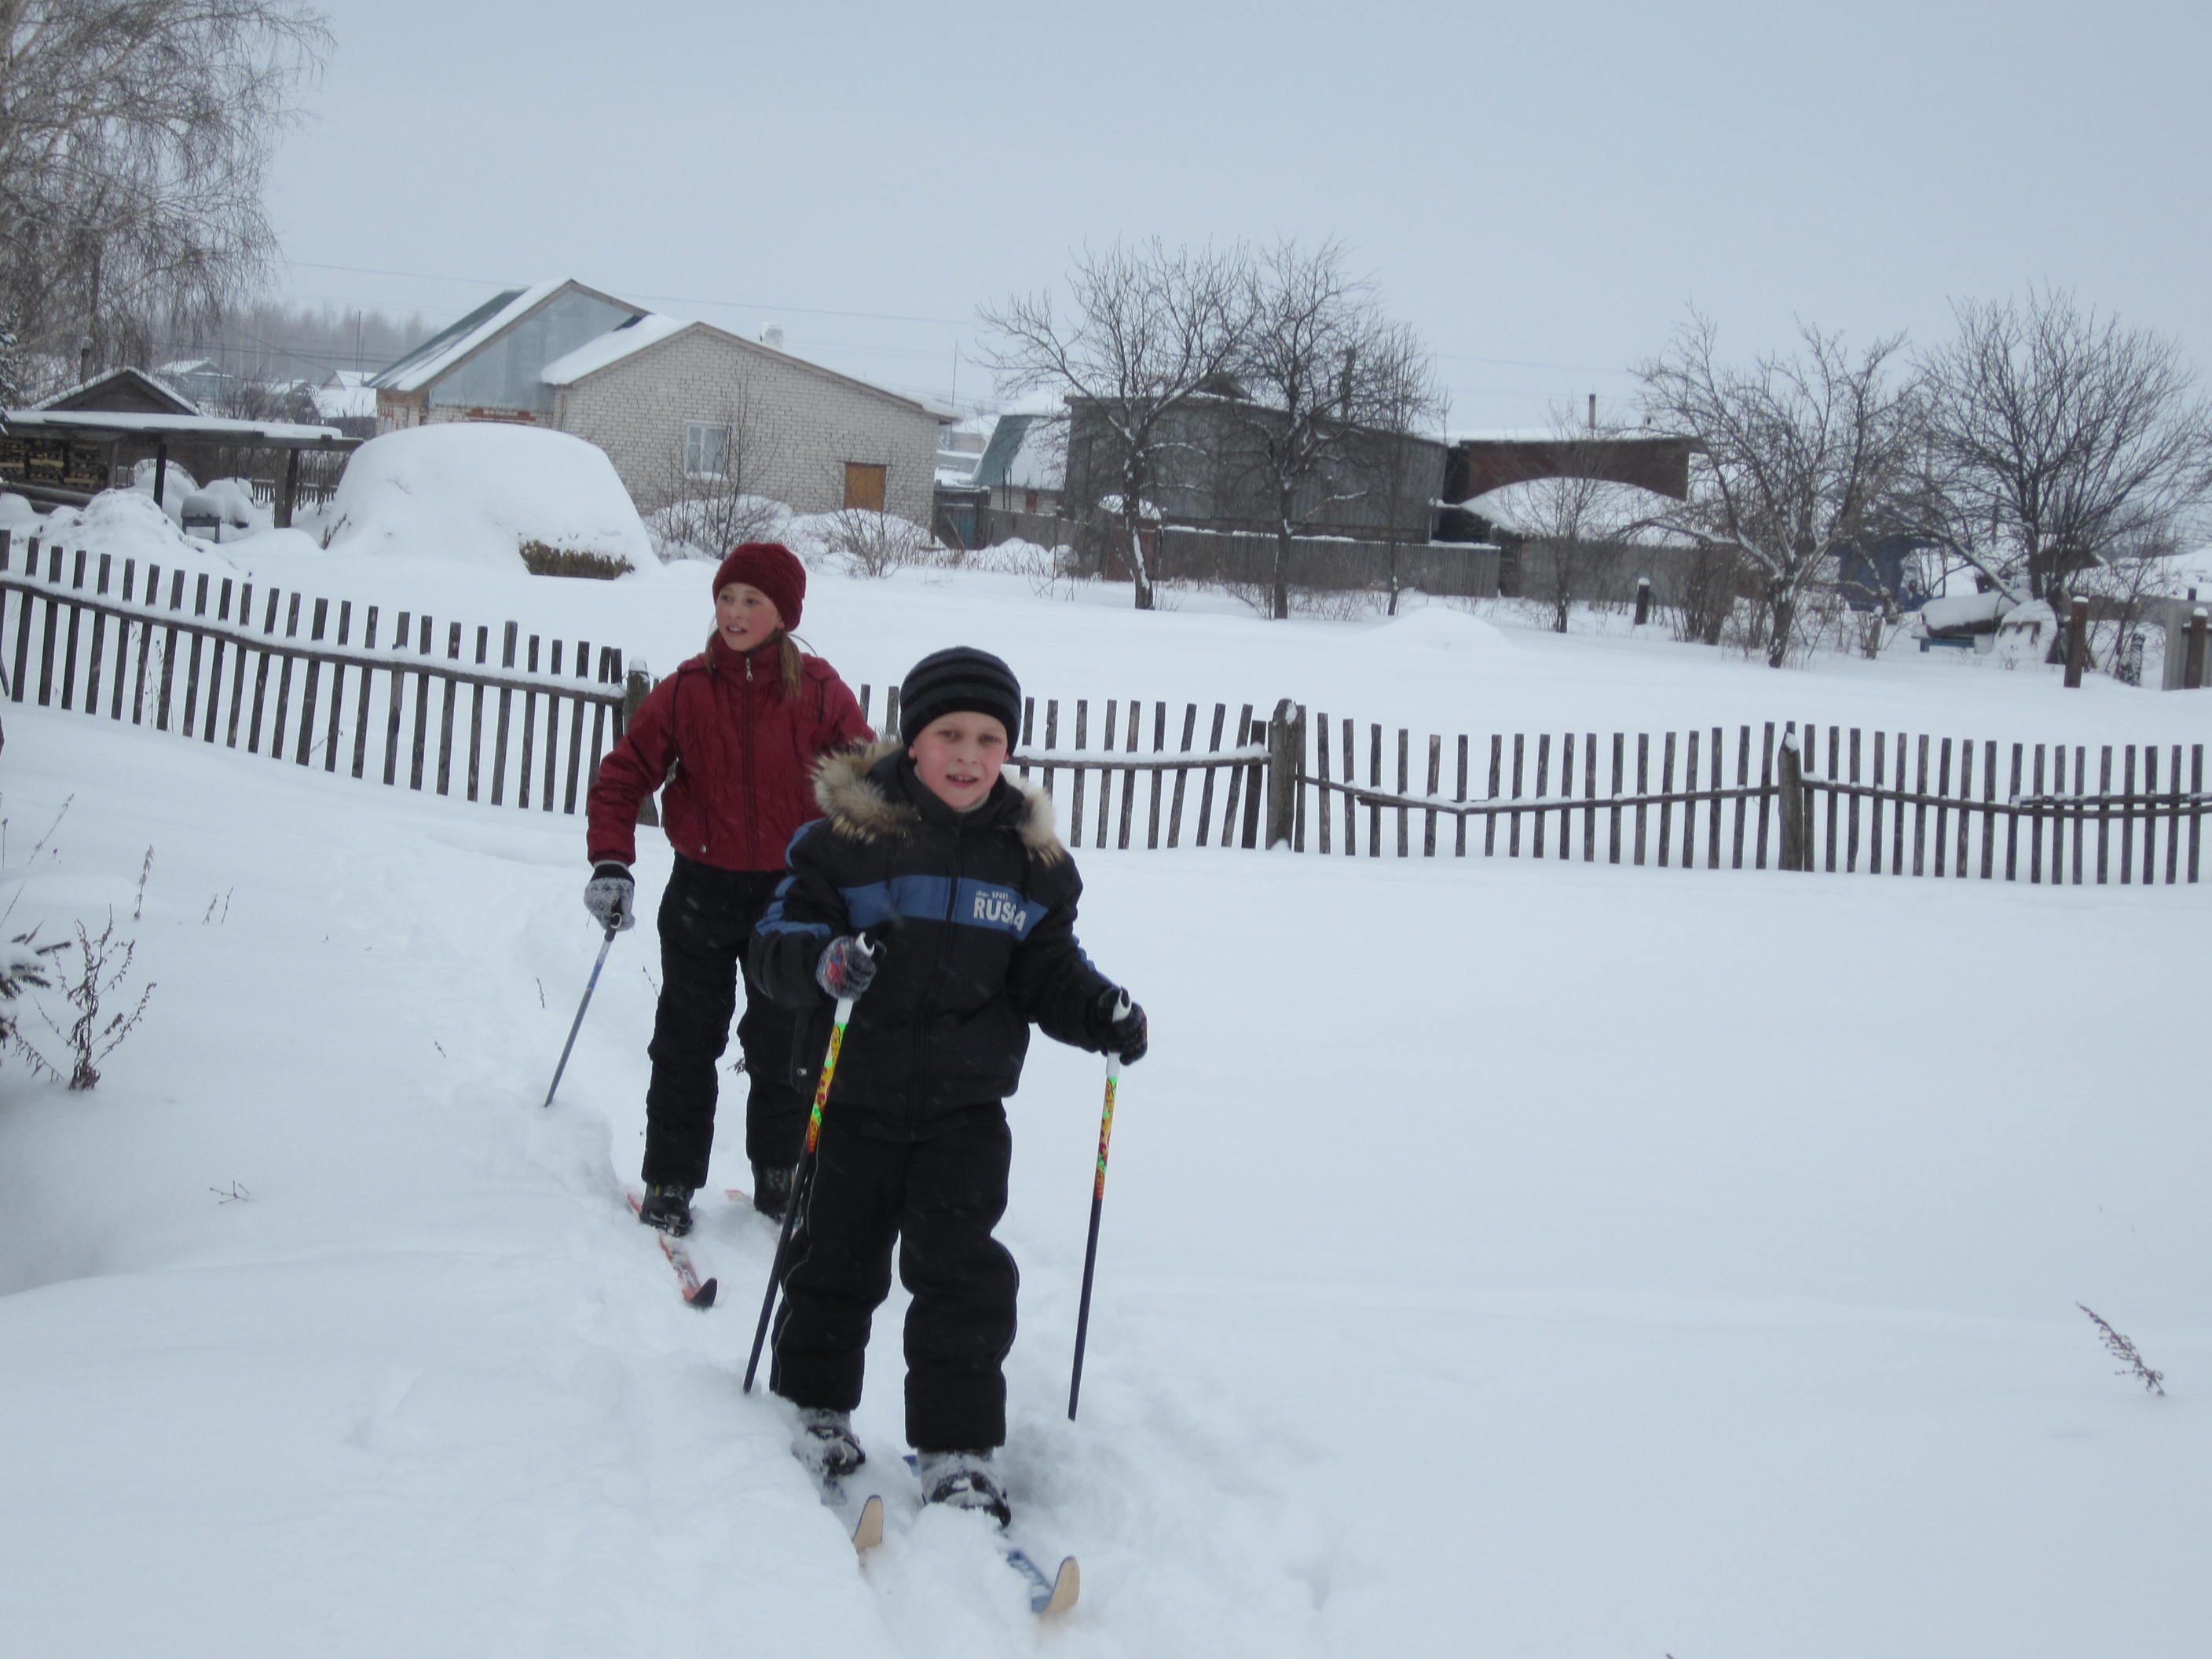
[
  {"left": 907, "top": 712, "right": 1009, "bottom": 813},
  {"left": 715, "top": 583, "right": 782, "bottom": 653}
]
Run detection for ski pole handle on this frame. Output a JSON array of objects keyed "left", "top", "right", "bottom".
[{"left": 541, "top": 925, "right": 617, "bottom": 1111}]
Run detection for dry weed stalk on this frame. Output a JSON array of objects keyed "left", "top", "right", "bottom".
[{"left": 2078, "top": 1303, "right": 2167, "bottom": 1396}]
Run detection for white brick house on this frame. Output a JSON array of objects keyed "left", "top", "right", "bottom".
[
  {"left": 367, "top": 280, "right": 949, "bottom": 528},
  {"left": 544, "top": 317, "right": 947, "bottom": 526}
]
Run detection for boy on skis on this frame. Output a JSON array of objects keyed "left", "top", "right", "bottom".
[{"left": 749, "top": 646, "right": 1148, "bottom": 1526}]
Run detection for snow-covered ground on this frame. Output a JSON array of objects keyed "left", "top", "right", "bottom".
[{"left": 2, "top": 548, "right": 2207, "bottom": 1657}]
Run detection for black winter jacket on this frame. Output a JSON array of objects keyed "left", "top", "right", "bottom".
[{"left": 750, "top": 741, "right": 1117, "bottom": 1135}]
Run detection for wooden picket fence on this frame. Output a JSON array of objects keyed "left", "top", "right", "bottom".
[
  {"left": 0, "top": 529, "right": 630, "bottom": 814},
  {"left": 895, "top": 683, "right": 1273, "bottom": 851},
  {"left": 6, "top": 522, "right": 2200, "bottom": 883},
  {"left": 1294, "top": 705, "right": 2209, "bottom": 884}
]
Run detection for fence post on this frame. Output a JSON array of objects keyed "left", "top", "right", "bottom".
[
  {"left": 625, "top": 657, "right": 657, "bottom": 826},
  {"left": 2186, "top": 607, "right": 2208, "bottom": 690},
  {"left": 1265, "top": 697, "right": 1302, "bottom": 849},
  {"left": 1777, "top": 730, "right": 1807, "bottom": 871},
  {"left": 2064, "top": 597, "right": 2090, "bottom": 688},
  {"left": 1632, "top": 576, "right": 1652, "bottom": 628}
]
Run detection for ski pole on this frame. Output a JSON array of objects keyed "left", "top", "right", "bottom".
[
  {"left": 1067, "top": 994, "right": 1128, "bottom": 1420},
  {"left": 541, "top": 925, "right": 617, "bottom": 1110},
  {"left": 744, "top": 934, "right": 878, "bottom": 1394}
]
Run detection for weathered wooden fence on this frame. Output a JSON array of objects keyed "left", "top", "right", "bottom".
[
  {"left": 0, "top": 529, "right": 630, "bottom": 814},
  {"left": 895, "top": 683, "right": 1273, "bottom": 851},
  {"left": 7, "top": 522, "right": 2199, "bottom": 883},
  {"left": 1289, "top": 703, "right": 2207, "bottom": 884}
]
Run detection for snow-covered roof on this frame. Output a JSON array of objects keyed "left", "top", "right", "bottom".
[
  {"left": 2, "top": 408, "right": 350, "bottom": 444},
  {"left": 1449, "top": 427, "right": 1694, "bottom": 445},
  {"left": 311, "top": 383, "right": 379, "bottom": 422},
  {"left": 540, "top": 314, "right": 690, "bottom": 386},
  {"left": 368, "top": 280, "right": 567, "bottom": 394},
  {"left": 972, "top": 410, "right": 1066, "bottom": 492},
  {"left": 1456, "top": 477, "right": 1680, "bottom": 537},
  {"left": 537, "top": 313, "right": 950, "bottom": 419},
  {"left": 28, "top": 365, "right": 202, "bottom": 416}
]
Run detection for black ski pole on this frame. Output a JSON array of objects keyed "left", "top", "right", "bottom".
[
  {"left": 542, "top": 925, "right": 617, "bottom": 1110},
  {"left": 744, "top": 936, "right": 877, "bottom": 1394},
  {"left": 1068, "top": 994, "right": 1128, "bottom": 1420}
]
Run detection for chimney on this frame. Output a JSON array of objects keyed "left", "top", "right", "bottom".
[
  {"left": 763, "top": 324, "right": 786, "bottom": 351},
  {"left": 1588, "top": 393, "right": 1597, "bottom": 431}
]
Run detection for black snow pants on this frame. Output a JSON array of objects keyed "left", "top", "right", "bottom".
[
  {"left": 642, "top": 855, "right": 807, "bottom": 1190},
  {"left": 770, "top": 1105, "right": 1020, "bottom": 1452}
]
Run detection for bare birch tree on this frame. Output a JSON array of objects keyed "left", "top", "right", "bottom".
[
  {"left": 0, "top": 0, "right": 330, "bottom": 380},
  {"left": 1637, "top": 313, "right": 1917, "bottom": 668},
  {"left": 1230, "top": 239, "right": 1440, "bottom": 619},
  {"left": 978, "top": 240, "right": 1249, "bottom": 609},
  {"left": 1914, "top": 288, "right": 2212, "bottom": 609}
]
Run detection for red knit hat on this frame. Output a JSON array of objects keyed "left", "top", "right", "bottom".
[{"left": 712, "top": 542, "right": 806, "bottom": 632}]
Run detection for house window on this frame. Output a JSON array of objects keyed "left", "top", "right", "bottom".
[
  {"left": 843, "top": 462, "right": 887, "bottom": 512},
  {"left": 686, "top": 422, "right": 731, "bottom": 478}
]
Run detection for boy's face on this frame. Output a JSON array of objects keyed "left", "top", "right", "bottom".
[
  {"left": 715, "top": 582, "right": 782, "bottom": 653},
  {"left": 908, "top": 711, "right": 1009, "bottom": 812}
]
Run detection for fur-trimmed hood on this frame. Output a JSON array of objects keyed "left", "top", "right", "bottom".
[{"left": 811, "top": 738, "right": 1066, "bottom": 863}]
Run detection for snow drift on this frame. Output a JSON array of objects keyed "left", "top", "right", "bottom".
[{"left": 322, "top": 424, "right": 654, "bottom": 574}]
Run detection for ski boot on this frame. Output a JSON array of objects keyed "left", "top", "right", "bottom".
[
  {"left": 635, "top": 1183, "right": 694, "bottom": 1237},
  {"left": 752, "top": 1163, "right": 793, "bottom": 1221},
  {"left": 793, "top": 1408, "right": 866, "bottom": 1481},
  {"left": 916, "top": 1448, "right": 1012, "bottom": 1529}
]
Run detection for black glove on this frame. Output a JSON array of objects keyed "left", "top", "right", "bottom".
[
  {"left": 815, "top": 933, "right": 882, "bottom": 1001},
  {"left": 583, "top": 862, "right": 635, "bottom": 932},
  {"left": 1093, "top": 987, "right": 1148, "bottom": 1065}
]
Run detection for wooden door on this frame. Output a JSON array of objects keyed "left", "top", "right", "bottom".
[{"left": 843, "top": 462, "right": 887, "bottom": 512}]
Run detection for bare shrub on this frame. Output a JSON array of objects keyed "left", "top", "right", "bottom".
[
  {"left": 24, "top": 911, "right": 157, "bottom": 1090},
  {"left": 2078, "top": 1303, "right": 2166, "bottom": 1397},
  {"left": 820, "top": 510, "right": 941, "bottom": 577},
  {"left": 518, "top": 541, "right": 633, "bottom": 580},
  {"left": 1, "top": 928, "right": 65, "bottom": 1072}
]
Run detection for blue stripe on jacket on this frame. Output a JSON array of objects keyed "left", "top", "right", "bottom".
[{"left": 837, "top": 875, "right": 1049, "bottom": 941}]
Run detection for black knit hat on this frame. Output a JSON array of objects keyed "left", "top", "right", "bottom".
[{"left": 899, "top": 647, "right": 1022, "bottom": 745}]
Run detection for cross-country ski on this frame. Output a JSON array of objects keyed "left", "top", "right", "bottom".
[{"left": 624, "top": 1190, "right": 717, "bottom": 1309}]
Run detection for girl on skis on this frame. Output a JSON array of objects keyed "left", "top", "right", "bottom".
[
  {"left": 583, "top": 542, "right": 873, "bottom": 1236},
  {"left": 747, "top": 646, "right": 1148, "bottom": 1528}
]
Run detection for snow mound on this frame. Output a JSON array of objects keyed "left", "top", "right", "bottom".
[
  {"left": 1918, "top": 591, "right": 2006, "bottom": 635},
  {"left": 34, "top": 489, "right": 201, "bottom": 562},
  {"left": 323, "top": 424, "right": 653, "bottom": 575},
  {"left": 1368, "top": 603, "right": 1514, "bottom": 654}
]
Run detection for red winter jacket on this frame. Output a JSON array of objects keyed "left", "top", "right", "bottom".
[{"left": 586, "top": 635, "right": 873, "bottom": 872}]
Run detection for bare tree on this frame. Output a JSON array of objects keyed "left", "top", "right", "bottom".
[
  {"left": 0, "top": 305, "right": 22, "bottom": 404},
  {"left": 1230, "top": 240, "right": 1441, "bottom": 619},
  {"left": 1914, "top": 288, "right": 2212, "bottom": 611},
  {"left": 979, "top": 240, "right": 1250, "bottom": 609},
  {"left": 0, "top": 0, "right": 330, "bottom": 380},
  {"left": 1638, "top": 313, "right": 1917, "bottom": 668},
  {"left": 1498, "top": 405, "right": 1655, "bottom": 634}
]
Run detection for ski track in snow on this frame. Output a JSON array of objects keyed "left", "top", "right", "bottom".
[{"left": 2, "top": 560, "right": 2209, "bottom": 1658}]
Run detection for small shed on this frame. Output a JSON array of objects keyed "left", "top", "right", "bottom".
[{"left": 0, "top": 408, "right": 360, "bottom": 526}]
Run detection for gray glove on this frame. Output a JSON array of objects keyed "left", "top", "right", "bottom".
[
  {"left": 815, "top": 934, "right": 881, "bottom": 1000},
  {"left": 583, "top": 862, "right": 635, "bottom": 932}
]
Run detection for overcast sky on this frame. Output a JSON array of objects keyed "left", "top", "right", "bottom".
[{"left": 266, "top": 0, "right": 2211, "bottom": 430}]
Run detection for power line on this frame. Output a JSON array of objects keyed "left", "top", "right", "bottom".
[{"left": 284, "top": 260, "right": 976, "bottom": 328}]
